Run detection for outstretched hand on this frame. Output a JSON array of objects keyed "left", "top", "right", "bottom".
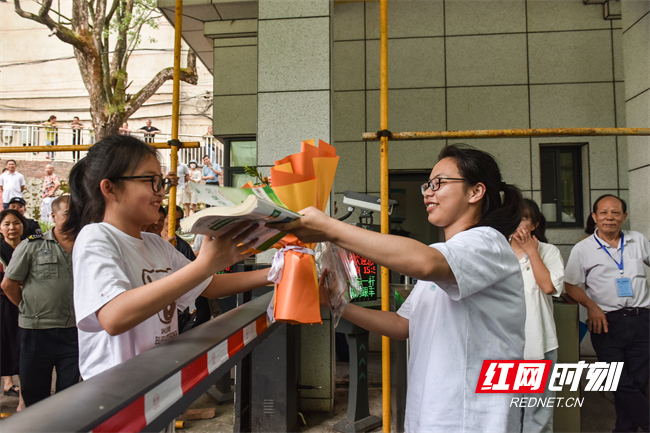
[
  {"left": 511, "top": 223, "right": 538, "bottom": 255},
  {"left": 197, "top": 222, "right": 259, "bottom": 275},
  {"left": 267, "top": 206, "right": 335, "bottom": 244}
]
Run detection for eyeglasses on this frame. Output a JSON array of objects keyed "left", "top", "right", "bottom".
[
  {"left": 420, "top": 177, "right": 467, "bottom": 195},
  {"left": 114, "top": 174, "right": 171, "bottom": 193}
]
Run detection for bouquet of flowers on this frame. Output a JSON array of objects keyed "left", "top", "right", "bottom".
[{"left": 266, "top": 140, "right": 339, "bottom": 324}]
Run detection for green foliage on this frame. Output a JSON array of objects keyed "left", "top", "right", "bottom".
[
  {"left": 108, "top": 0, "right": 161, "bottom": 53},
  {"left": 59, "top": 180, "right": 69, "bottom": 195},
  {"left": 243, "top": 166, "right": 270, "bottom": 186},
  {"left": 39, "top": 220, "right": 55, "bottom": 234}
]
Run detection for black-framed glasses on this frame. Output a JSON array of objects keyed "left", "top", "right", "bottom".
[
  {"left": 114, "top": 174, "right": 171, "bottom": 193},
  {"left": 420, "top": 177, "right": 467, "bottom": 195}
]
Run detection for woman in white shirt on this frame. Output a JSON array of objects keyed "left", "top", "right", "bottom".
[
  {"left": 511, "top": 198, "right": 563, "bottom": 433},
  {"left": 273, "top": 144, "right": 526, "bottom": 432}
]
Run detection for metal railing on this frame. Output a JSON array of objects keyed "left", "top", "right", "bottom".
[
  {"left": 1, "top": 292, "right": 279, "bottom": 433},
  {"left": 0, "top": 123, "right": 224, "bottom": 170}
]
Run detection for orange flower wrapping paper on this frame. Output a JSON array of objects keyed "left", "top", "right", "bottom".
[{"left": 269, "top": 140, "right": 339, "bottom": 324}]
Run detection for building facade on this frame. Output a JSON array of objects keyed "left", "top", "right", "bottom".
[{"left": 162, "top": 0, "right": 649, "bottom": 412}]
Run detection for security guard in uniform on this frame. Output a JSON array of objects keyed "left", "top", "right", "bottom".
[{"left": 1, "top": 196, "right": 79, "bottom": 406}]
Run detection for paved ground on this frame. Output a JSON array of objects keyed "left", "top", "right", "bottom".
[{"left": 0, "top": 352, "right": 616, "bottom": 432}]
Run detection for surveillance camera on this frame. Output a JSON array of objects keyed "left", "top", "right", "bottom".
[{"left": 343, "top": 191, "right": 396, "bottom": 214}]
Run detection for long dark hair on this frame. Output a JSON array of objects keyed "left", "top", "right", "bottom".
[
  {"left": 438, "top": 144, "right": 523, "bottom": 239},
  {"left": 0, "top": 209, "right": 27, "bottom": 241},
  {"left": 522, "top": 199, "right": 548, "bottom": 243},
  {"left": 62, "top": 135, "right": 159, "bottom": 238}
]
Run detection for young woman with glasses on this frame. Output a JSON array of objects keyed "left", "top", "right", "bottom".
[
  {"left": 272, "top": 144, "right": 527, "bottom": 432},
  {"left": 62, "top": 135, "right": 269, "bottom": 380}
]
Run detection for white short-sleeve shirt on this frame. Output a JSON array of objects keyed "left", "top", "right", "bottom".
[
  {"left": 0, "top": 171, "right": 25, "bottom": 203},
  {"left": 519, "top": 241, "right": 564, "bottom": 360},
  {"left": 73, "top": 222, "right": 212, "bottom": 379},
  {"left": 397, "top": 227, "right": 525, "bottom": 433},
  {"left": 564, "top": 230, "right": 650, "bottom": 311}
]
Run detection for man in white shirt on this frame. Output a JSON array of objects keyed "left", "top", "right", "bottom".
[
  {"left": 565, "top": 194, "right": 649, "bottom": 432},
  {"left": 167, "top": 162, "right": 189, "bottom": 211},
  {"left": 0, "top": 160, "right": 26, "bottom": 209}
]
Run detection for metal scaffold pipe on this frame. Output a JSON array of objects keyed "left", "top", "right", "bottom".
[
  {"left": 0, "top": 142, "right": 201, "bottom": 153},
  {"left": 362, "top": 127, "right": 650, "bottom": 141},
  {"left": 379, "top": 0, "right": 391, "bottom": 431},
  {"left": 168, "top": 0, "right": 184, "bottom": 246}
]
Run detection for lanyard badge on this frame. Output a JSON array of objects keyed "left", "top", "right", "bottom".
[{"left": 593, "top": 233, "right": 633, "bottom": 297}]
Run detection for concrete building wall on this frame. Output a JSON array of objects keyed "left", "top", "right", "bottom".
[
  {"left": 256, "top": 0, "right": 335, "bottom": 412},
  {"left": 622, "top": 0, "right": 650, "bottom": 237},
  {"left": 331, "top": 0, "right": 628, "bottom": 263},
  {"left": 207, "top": 1, "right": 336, "bottom": 412}
]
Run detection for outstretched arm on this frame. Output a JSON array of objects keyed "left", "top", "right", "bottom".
[
  {"left": 96, "top": 223, "right": 258, "bottom": 335},
  {"left": 201, "top": 268, "right": 270, "bottom": 298},
  {"left": 271, "top": 207, "right": 455, "bottom": 284},
  {"left": 342, "top": 304, "right": 409, "bottom": 340}
]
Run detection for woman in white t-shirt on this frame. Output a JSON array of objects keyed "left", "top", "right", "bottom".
[
  {"left": 273, "top": 144, "right": 526, "bottom": 432},
  {"left": 510, "top": 198, "right": 563, "bottom": 433},
  {"left": 62, "top": 135, "right": 269, "bottom": 380}
]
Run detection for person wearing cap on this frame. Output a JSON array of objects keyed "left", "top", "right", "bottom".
[
  {"left": 1, "top": 196, "right": 79, "bottom": 406},
  {"left": 564, "top": 194, "right": 649, "bottom": 432},
  {"left": 0, "top": 160, "right": 25, "bottom": 210},
  {"left": 8, "top": 198, "right": 42, "bottom": 239},
  {"left": 186, "top": 159, "right": 201, "bottom": 216}
]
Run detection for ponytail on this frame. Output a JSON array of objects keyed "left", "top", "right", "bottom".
[
  {"left": 61, "top": 135, "right": 159, "bottom": 239},
  {"left": 438, "top": 144, "right": 524, "bottom": 239}
]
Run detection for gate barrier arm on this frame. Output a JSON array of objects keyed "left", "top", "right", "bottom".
[{"left": 2, "top": 292, "right": 279, "bottom": 433}]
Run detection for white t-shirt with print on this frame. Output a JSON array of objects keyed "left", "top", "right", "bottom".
[
  {"left": 396, "top": 227, "right": 525, "bottom": 433},
  {"left": 73, "top": 222, "right": 212, "bottom": 379},
  {"left": 519, "top": 241, "right": 564, "bottom": 360},
  {"left": 0, "top": 171, "right": 25, "bottom": 203}
]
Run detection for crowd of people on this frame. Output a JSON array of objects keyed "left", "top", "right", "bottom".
[{"left": 0, "top": 135, "right": 647, "bottom": 433}]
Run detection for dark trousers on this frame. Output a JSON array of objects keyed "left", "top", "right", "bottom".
[
  {"left": 19, "top": 327, "right": 80, "bottom": 407},
  {"left": 591, "top": 312, "right": 649, "bottom": 432}
]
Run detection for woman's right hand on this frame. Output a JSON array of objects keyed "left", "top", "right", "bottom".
[
  {"left": 197, "top": 222, "right": 259, "bottom": 275},
  {"left": 268, "top": 206, "right": 335, "bottom": 244}
]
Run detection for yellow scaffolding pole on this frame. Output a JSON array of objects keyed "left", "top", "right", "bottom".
[
  {"left": 362, "top": 127, "right": 650, "bottom": 141},
  {"left": 0, "top": 142, "right": 200, "bottom": 153},
  {"left": 167, "top": 0, "right": 184, "bottom": 245},
  {"left": 379, "top": 1, "right": 391, "bottom": 431}
]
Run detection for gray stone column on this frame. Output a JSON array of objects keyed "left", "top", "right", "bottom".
[
  {"left": 205, "top": 19, "right": 258, "bottom": 135},
  {"left": 622, "top": 0, "right": 650, "bottom": 236},
  {"left": 257, "top": 0, "right": 335, "bottom": 412}
]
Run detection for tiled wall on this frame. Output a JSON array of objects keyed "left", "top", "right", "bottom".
[
  {"left": 622, "top": 0, "right": 650, "bottom": 237},
  {"left": 256, "top": 0, "right": 335, "bottom": 413},
  {"left": 332, "top": 0, "right": 629, "bottom": 261}
]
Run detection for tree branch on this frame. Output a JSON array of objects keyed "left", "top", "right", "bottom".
[
  {"left": 105, "top": 0, "right": 119, "bottom": 25},
  {"left": 14, "top": 0, "right": 85, "bottom": 49},
  {"left": 110, "top": 0, "right": 132, "bottom": 72},
  {"left": 123, "top": 50, "right": 197, "bottom": 120}
]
